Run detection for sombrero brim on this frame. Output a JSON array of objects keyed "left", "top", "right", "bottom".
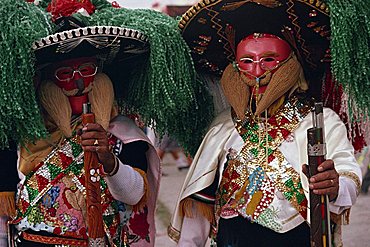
[
  {"left": 179, "top": 0, "right": 330, "bottom": 76},
  {"left": 32, "top": 25, "right": 149, "bottom": 66}
]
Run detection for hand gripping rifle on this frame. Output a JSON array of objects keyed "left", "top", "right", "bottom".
[
  {"left": 307, "top": 102, "right": 331, "bottom": 247},
  {"left": 82, "top": 103, "right": 106, "bottom": 247}
]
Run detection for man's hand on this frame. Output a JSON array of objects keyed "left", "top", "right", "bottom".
[
  {"left": 302, "top": 159, "right": 339, "bottom": 201},
  {"left": 79, "top": 123, "right": 115, "bottom": 173}
]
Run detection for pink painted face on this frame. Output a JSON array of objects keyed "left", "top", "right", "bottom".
[
  {"left": 52, "top": 57, "right": 97, "bottom": 94},
  {"left": 236, "top": 34, "right": 291, "bottom": 78}
]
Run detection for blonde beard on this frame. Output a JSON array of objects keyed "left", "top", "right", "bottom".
[
  {"left": 221, "top": 54, "right": 308, "bottom": 119},
  {"left": 38, "top": 73, "right": 117, "bottom": 137},
  {"left": 61, "top": 82, "right": 94, "bottom": 97}
]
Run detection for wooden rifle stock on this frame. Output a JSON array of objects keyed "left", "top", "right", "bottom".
[
  {"left": 307, "top": 102, "right": 331, "bottom": 247},
  {"left": 82, "top": 103, "right": 106, "bottom": 246}
]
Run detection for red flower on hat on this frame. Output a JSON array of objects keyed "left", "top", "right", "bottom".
[
  {"left": 111, "top": 1, "right": 121, "bottom": 8},
  {"left": 47, "top": 0, "right": 96, "bottom": 21}
]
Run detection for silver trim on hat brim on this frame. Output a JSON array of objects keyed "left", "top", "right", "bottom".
[{"left": 32, "top": 26, "right": 149, "bottom": 51}]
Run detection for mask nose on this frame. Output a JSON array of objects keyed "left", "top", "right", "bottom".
[
  {"left": 251, "top": 63, "right": 265, "bottom": 78},
  {"left": 74, "top": 78, "right": 85, "bottom": 96}
]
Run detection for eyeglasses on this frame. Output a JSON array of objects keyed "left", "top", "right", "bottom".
[
  {"left": 236, "top": 53, "right": 293, "bottom": 73},
  {"left": 55, "top": 63, "right": 98, "bottom": 81}
]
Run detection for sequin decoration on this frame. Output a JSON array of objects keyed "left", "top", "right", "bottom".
[
  {"left": 11, "top": 133, "right": 139, "bottom": 245},
  {"left": 216, "top": 97, "right": 312, "bottom": 222}
]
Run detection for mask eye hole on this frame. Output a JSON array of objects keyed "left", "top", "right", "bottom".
[
  {"left": 55, "top": 67, "right": 74, "bottom": 81},
  {"left": 78, "top": 63, "right": 97, "bottom": 77},
  {"left": 239, "top": 58, "right": 254, "bottom": 64},
  {"left": 261, "top": 57, "right": 276, "bottom": 63}
]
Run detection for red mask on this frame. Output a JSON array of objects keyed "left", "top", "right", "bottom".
[
  {"left": 51, "top": 57, "right": 97, "bottom": 115},
  {"left": 234, "top": 34, "right": 297, "bottom": 116},
  {"left": 236, "top": 33, "right": 291, "bottom": 81}
]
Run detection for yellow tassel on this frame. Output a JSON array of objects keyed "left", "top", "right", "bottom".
[
  {"left": 132, "top": 168, "right": 149, "bottom": 212},
  {"left": 221, "top": 63, "right": 250, "bottom": 120},
  {"left": 39, "top": 80, "right": 72, "bottom": 137},
  {"left": 179, "top": 198, "right": 215, "bottom": 224},
  {"left": 0, "top": 192, "right": 16, "bottom": 217},
  {"left": 88, "top": 73, "right": 115, "bottom": 130}
]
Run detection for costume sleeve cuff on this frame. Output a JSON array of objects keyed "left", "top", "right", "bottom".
[
  {"left": 0, "top": 216, "right": 8, "bottom": 243},
  {"left": 329, "top": 176, "right": 358, "bottom": 214},
  {"left": 104, "top": 159, "right": 145, "bottom": 205},
  {"left": 178, "top": 199, "right": 211, "bottom": 246}
]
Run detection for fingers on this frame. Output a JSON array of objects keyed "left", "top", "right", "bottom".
[
  {"left": 78, "top": 123, "right": 110, "bottom": 153},
  {"left": 309, "top": 161, "right": 338, "bottom": 184},
  {"left": 317, "top": 160, "right": 334, "bottom": 172},
  {"left": 309, "top": 177, "right": 337, "bottom": 190},
  {"left": 306, "top": 159, "right": 339, "bottom": 201}
]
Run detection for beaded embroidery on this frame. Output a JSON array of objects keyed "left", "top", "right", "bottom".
[
  {"left": 12, "top": 133, "right": 151, "bottom": 246},
  {"left": 216, "top": 97, "right": 312, "bottom": 224}
]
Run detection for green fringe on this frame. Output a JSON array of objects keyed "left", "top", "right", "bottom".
[
  {"left": 82, "top": 7, "right": 213, "bottom": 154},
  {"left": 326, "top": 0, "right": 370, "bottom": 120},
  {"left": 0, "top": 0, "right": 213, "bottom": 153},
  {"left": 0, "top": 0, "right": 53, "bottom": 147}
]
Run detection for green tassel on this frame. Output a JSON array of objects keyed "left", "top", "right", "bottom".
[
  {"left": 0, "top": 0, "right": 53, "bottom": 147},
  {"left": 327, "top": 0, "right": 370, "bottom": 120}
]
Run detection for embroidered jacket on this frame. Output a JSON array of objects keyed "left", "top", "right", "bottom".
[
  {"left": 12, "top": 116, "right": 160, "bottom": 247},
  {"left": 169, "top": 98, "right": 361, "bottom": 246}
]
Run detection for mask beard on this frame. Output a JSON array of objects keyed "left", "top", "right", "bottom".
[
  {"left": 221, "top": 55, "right": 307, "bottom": 119},
  {"left": 88, "top": 73, "right": 115, "bottom": 130},
  {"left": 39, "top": 80, "right": 73, "bottom": 137},
  {"left": 221, "top": 63, "right": 250, "bottom": 120},
  {"left": 241, "top": 54, "right": 306, "bottom": 116},
  {"left": 61, "top": 82, "right": 94, "bottom": 97},
  {"left": 39, "top": 73, "right": 115, "bottom": 137}
]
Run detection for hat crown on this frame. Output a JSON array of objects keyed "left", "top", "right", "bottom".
[{"left": 54, "top": 16, "right": 86, "bottom": 32}]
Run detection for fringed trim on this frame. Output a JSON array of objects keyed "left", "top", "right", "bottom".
[
  {"left": 132, "top": 168, "right": 148, "bottom": 212},
  {"left": 330, "top": 209, "right": 351, "bottom": 226},
  {"left": 0, "top": 192, "right": 16, "bottom": 217},
  {"left": 179, "top": 198, "right": 215, "bottom": 224}
]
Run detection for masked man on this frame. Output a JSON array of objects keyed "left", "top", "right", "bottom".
[
  {"left": 169, "top": 1, "right": 365, "bottom": 246},
  {"left": 0, "top": 0, "right": 212, "bottom": 246}
]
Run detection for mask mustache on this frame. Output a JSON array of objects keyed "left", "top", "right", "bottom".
[
  {"left": 241, "top": 71, "right": 272, "bottom": 87},
  {"left": 62, "top": 81, "right": 93, "bottom": 97},
  {"left": 254, "top": 55, "right": 303, "bottom": 115}
]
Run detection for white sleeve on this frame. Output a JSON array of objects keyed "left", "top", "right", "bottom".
[
  {"left": 178, "top": 204, "right": 210, "bottom": 247},
  {"left": 0, "top": 216, "right": 8, "bottom": 247},
  {"left": 323, "top": 108, "right": 362, "bottom": 213},
  {"left": 329, "top": 177, "right": 358, "bottom": 214},
  {"left": 104, "top": 159, "right": 145, "bottom": 205}
]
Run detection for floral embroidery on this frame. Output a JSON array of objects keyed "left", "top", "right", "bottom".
[
  {"left": 216, "top": 97, "right": 311, "bottom": 226},
  {"left": 126, "top": 207, "right": 150, "bottom": 244},
  {"left": 90, "top": 168, "right": 100, "bottom": 183},
  {"left": 13, "top": 133, "right": 151, "bottom": 245},
  {"left": 60, "top": 213, "right": 79, "bottom": 232}
]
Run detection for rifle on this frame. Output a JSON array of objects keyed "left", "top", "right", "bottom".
[
  {"left": 82, "top": 103, "right": 106, "bottom": 246},
  {"left": 307, "top": 102, "right": 331, "bottom": 247}
]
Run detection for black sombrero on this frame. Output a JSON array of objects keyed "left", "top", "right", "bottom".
[
  {"left": 179, "top": 0, "right": 330, "bottom": 77},
  {"left": 32, "top": 16, "right": 149, "bottom": 66},
  {"left": 0, "top": 0, "right": 214, "bottom": 156},
  {"left": 178, "top": 0, "right": 370, "bottom": 151}
]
